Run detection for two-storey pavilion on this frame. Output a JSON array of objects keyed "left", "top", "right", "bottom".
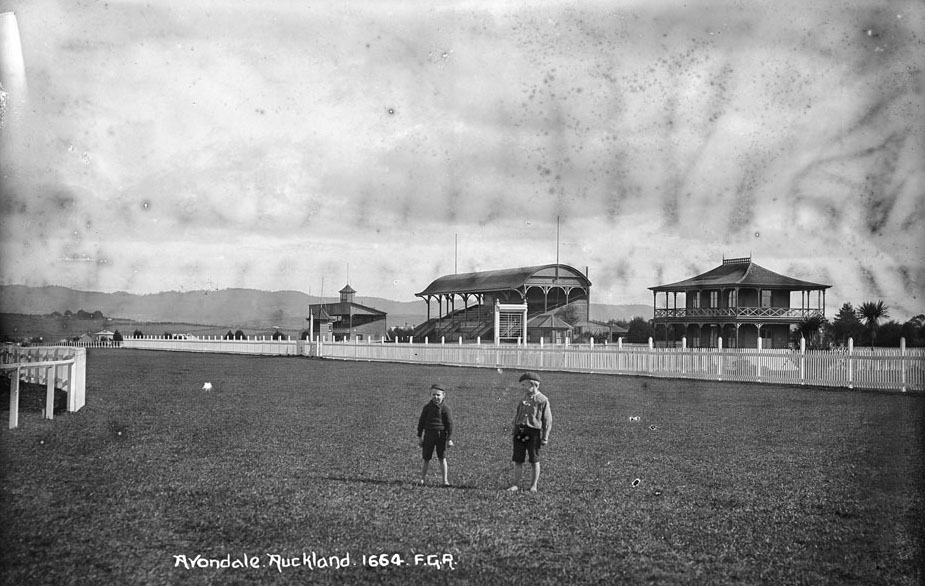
[{"left": 649, "top": 256, "right": 830, "bottom": 349}]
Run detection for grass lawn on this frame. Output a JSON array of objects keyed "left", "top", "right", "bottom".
[{"left": 1, "top": 349, "right": 923, "bottom": 585}]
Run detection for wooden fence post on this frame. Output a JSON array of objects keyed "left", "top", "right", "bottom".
[
  {"left": 800, "top": 337, "right": 806, "bottom": 385},
  {"left": 9, "top": 367, "right": 20, "bottom": 429},
  {"left": 757, "top": 336, "right": 762, "bottom": 383},
  {"left": 847, "top": 338, "right": 854, "bottom": 390},
  {"left": 45, "top": 366, "right": 55, "bottom": 420},
  {"left": 900, "top": 337, "right": 907, "bottom": 393},
  {"left": 717, "top": 337, "right": 723, "bottom": 381}
]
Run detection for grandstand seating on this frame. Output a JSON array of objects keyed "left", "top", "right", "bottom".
[{"left": 411, "top": 302, "right": 577, "bottom": 342}]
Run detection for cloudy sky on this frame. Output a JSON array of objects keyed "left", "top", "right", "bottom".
[{"left": 1, "top": 0, "right": 923, "bottom": 319}]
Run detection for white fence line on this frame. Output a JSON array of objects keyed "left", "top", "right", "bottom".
[
  {"left": 65, "top": 336, "right": 924, "bottom": 393},
  {"left": 1, "top": 346, "right": 87, "bottom": 429},
  {"left": 121, "top": 338, "right": 305, "bottom": 355},
  {"left": 317, "top": 338, "right": 924, "bottom": 393}
]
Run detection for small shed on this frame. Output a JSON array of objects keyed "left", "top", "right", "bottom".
[{"left": 527, "top": 314, "right": 573, "bottom": 344}]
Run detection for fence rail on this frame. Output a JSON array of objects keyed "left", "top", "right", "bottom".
[
  {"left": 1, "top": 346, "right": 87, "bottom": 428},
  {"left": 317, "top": 338, "right": 923, "bottom": 393},
  {"left": 64, "top": 337, "right": 924, "bottom": 393},
  {"left": 122, "top": 338, "right": 305, "bottom": 355}
]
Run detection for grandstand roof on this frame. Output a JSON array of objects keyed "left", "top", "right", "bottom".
[
  {"left": 649, "top": 257, "right": 830, "bottom": 292},
  {"left": 416, "top": 264, "right": 591, "bottom": 297}
]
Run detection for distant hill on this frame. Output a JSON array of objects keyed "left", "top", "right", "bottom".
[
  {"left": 0, "top": 285, "right": 429, "bottom": 331},
  {"left": 0, "top": 285, "right": 653, "bottom": 333}
]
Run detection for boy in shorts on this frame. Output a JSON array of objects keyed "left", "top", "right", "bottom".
[
  {"left": 417, "top": 384, "right": 454, "bottom": 486},
  {"left": 508, "top": 372, "right": 551, "bottom": 492}
]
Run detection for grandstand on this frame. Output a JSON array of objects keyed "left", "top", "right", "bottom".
[{"left": 413, "top": 264, "right": 592, "bottom": 343}]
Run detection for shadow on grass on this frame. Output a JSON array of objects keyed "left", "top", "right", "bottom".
[{"left": 317, "top": 474, "right": 481, "bottom": 490}]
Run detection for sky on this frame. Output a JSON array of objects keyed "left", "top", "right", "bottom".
[{"left": 0, "top": 0, "right": 923, "bottom": 320}]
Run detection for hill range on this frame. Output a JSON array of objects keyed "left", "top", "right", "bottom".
[{"left": 0, "top": 284, "right": 652, "bottom": 334}]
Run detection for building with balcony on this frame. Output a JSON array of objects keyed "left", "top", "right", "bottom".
[{"left": 648, "top": 256, "right": 830, "bottom": 349}]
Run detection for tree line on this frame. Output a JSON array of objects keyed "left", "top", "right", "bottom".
[
  {"left": 798, "top": 300, "right": 923, "bottom": 349},
  {"left": 47, "top": 310, "right": 107, "bottom": 319}
]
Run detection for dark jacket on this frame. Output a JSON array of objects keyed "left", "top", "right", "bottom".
[{"left": 417, "top": 401, "right": 453, "bottom": 440}]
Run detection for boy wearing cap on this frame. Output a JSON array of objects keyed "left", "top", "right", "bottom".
[
  {"left": 417, "top": 384, "right": 454, "bottom": 486},
  {"left": 508, "top": 372, "right": 552, "bottom": 493}
]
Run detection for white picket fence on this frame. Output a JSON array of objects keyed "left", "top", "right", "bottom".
[
  {"left": 122, "top": 337, "right": 305, "bottom": 355},
  {"left": 1, "top": 346, "right": 87, "bottom": 428},
  {"left": 317, "top": 337, "right": 924, "bottom": 393},
  {"left": 73, "top": 336, "right": 923, "bottom": 393}
]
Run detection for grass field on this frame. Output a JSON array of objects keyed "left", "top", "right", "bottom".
[{"left": 1, "top": 349, "right": 923, "bottom": 585}]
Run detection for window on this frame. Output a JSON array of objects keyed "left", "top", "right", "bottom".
[
  {"left": 728, "top": 290, "right": 737, "bottom": 308},
  {"left": 709, "top": 291, "right": 718, "bottom": 308},
  {"left": 761, "top": 290, "right": 772, "bottom": 308},
  {"left": 691, "top": 291, "right": 700, "bottom": 309}
]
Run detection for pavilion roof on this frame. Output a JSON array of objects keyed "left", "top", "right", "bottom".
[
  {"left": 416, "top": 264, "right": 591, "bottom": 297},
  {"left": 649, "top": 257, "right": 830, "bottom": 292}
]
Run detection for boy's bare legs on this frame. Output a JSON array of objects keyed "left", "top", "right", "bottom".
[
  {"left": 420, "top": 459, "right": 429, "bottom": 484},
  {"left": 529, "top": 462, "right": 540, "bottom": 492},
  {"left": 440, "top": 458, "right": 449, "bottom": 485},
  {"left": 508, "top": 462, "right": 523, "bottom": 491},
  {"left": 509, "top": 462, "right": 540, "bottom": 491}
]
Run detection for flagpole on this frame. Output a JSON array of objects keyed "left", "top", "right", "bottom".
[{"left": 555, "top": 216, "right": 560, "bottom": 281}]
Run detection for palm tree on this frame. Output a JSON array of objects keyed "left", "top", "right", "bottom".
[
  {"left": 857, "top": 301, "right": 889, "bottom": 348},
  {"left": 797, "top": 315, "right": 826, "bottom": 349}
]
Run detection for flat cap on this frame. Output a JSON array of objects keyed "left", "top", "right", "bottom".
[
  {"left": 430, "top": 383, "right": 446, "bottom": 391},
  {"left": 518, "top": 372, "right": 541, "bottom": 383}
]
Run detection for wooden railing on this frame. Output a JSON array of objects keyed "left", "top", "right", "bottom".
[
  {"left": 73, "top": 335, "right": 923, "bottom": 394},
  {"left": 1, "top": 346, "right": 87, "bottom": 429},
  {"left": 317, "top": 337, "right": 923, "bottom": 393},
  {"left": 654, "top": 307, "right": 825, "bottom": 320},
  {"left": 122, "top": 337, "right": 305, "bottom": 355}
]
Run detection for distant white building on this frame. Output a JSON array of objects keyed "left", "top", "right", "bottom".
[{"left": 93, "top": 330, "right": 115, "bottom": 342}]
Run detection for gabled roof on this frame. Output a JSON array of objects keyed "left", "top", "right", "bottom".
[
  {"left": 527, "top": 314, "right": 573, "bottom": 330},
  {"left": 649, "top": 257, "right": 830, "bottom": 292},
  {"left": 417, "top": 264, "right": 591, "bottom": 297}
]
